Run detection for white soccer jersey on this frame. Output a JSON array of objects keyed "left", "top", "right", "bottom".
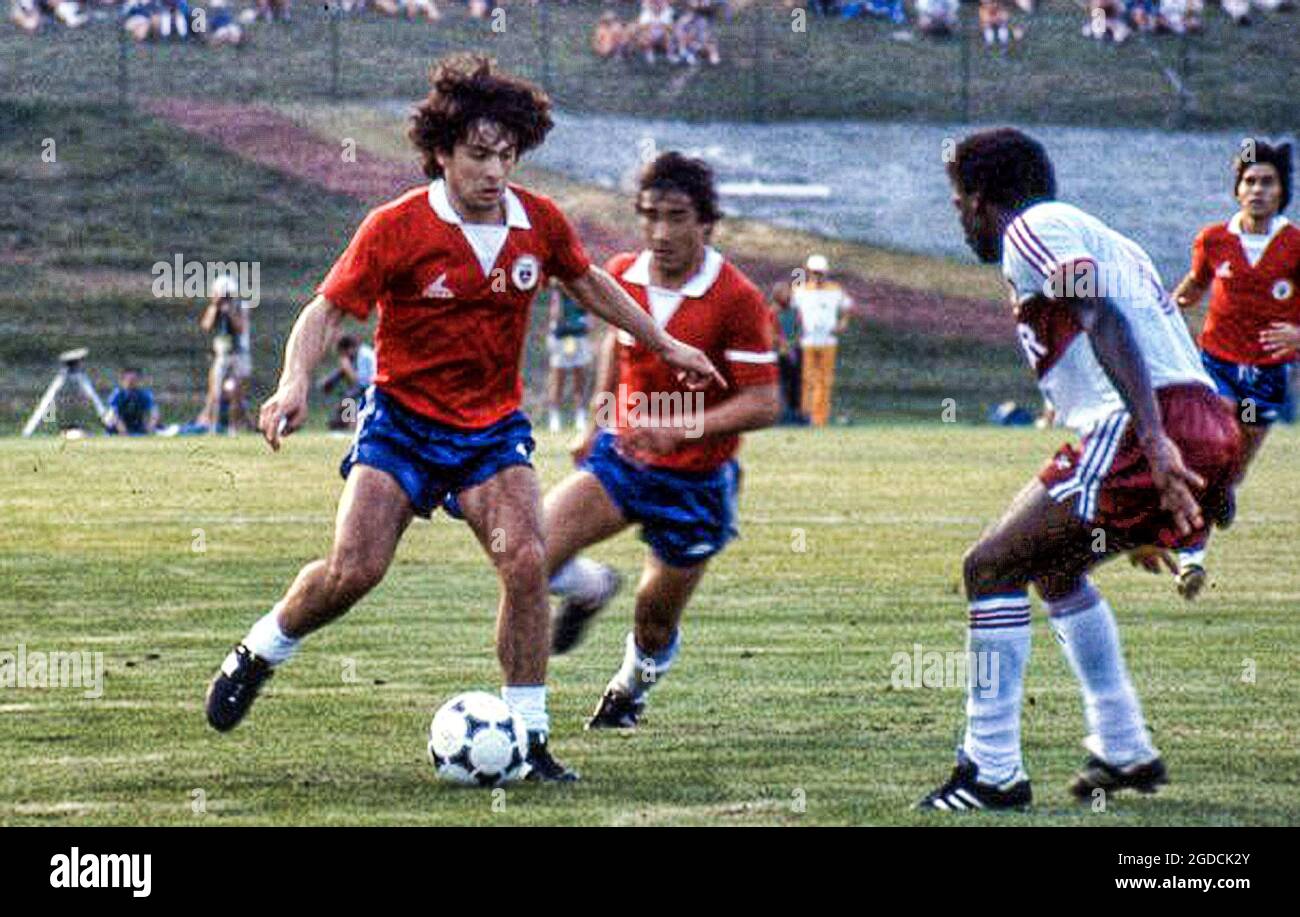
[{"left": 1001, "top": 201, "right": 1212, "bottom": 435}]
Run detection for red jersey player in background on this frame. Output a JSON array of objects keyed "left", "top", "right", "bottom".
[
  {"left": 1168, "top": 140, "right": 1299, "bottom": 598},
  {"left": 204, "top": 56, "right": 724, "bottom": 782},
  {"left": 543, "top": 152, "right": 781, "bottom": 729},
  {"left": 918, "top": 129, "right": 1241, "bottom": 812}
]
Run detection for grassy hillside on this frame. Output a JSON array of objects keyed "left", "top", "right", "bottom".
[
  {"left": 1, "top": 426, "right": 1295, "bottom": 825},
  {"left": 0, "top": 99, "right": 1035, "bottom": 434},
  {"left": 1, "top": 1, "right": 1297, "bottom": 130}
]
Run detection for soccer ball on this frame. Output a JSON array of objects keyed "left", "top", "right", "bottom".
[{"left": 428, "top": 691, "right": 529, "bottom": 787}]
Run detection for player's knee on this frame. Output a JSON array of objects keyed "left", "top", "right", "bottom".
[
  {"left": 494, "top": 535, "right": 546, "bottom": 587},
  {"left": 324, "top": 555, "right": 387, "bottom": 602},
  {"left": 961, "top": 541, "right": 998, "bottom": 598}
]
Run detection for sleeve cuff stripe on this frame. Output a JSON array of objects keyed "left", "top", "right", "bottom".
[{"left": 725, "top": 350, "right": 778, "bottom": 363}]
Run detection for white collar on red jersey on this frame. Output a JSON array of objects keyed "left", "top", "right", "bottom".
[
  {"left": 1227, "top": 212, "right": 1289, "bottom": 240},
  {"left": 428, "top": 179, "right": 531, "bottom": 230},
  {"left": 620, "top": 246, "right": 724, "bottom": 297}
]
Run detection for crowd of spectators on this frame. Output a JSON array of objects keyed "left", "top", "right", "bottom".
[{"left": 591, "top": 0, "right": 725, "bottom": 65}]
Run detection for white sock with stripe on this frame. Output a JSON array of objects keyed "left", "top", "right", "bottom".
[
  {"left": 609, "top": 630, "right": 681, "bottom": 700},
  {"left": 1047, "top": 581, "right": 1158, "bottom": 768},
  {"left": 961, "top": 593, "right": 1032, "bottom": 785}
]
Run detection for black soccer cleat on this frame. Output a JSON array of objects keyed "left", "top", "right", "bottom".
[
  {"left": 205, "top": 643, "right": 274, "bottom": 732},
  {"left": 523, "top": 732, "right": 579, "bottom": 783},
  {"left": 551, "top": 566, "right": 622, "bottom": 655},
  {"left": 585, "top": 688, "right": 645, "bottom": 730},
  {"left": 1069, "top": 755, "right": 1168, "bottom": 801},
  {"left": 915, "top": 756, "right": 1032, "bottom": 812}
]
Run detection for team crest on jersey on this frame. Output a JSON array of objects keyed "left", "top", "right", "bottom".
[
  {"left": 511, "top": 255, "right": 540, "bottom": 291},
  {"left": 1272, "top": 279, "right": 1294, "bottom": 301}
]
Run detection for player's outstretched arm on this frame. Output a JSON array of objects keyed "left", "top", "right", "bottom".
[
  {"left": 1171, "top": 273, "right": 1209, "bottom": 310},
  {"left": 1068, "top": 293, "right": 1205, "bottom": 536},
  {"left": 259, "top": 295, "right": 346, "bottom": 451},
  {"left": 563, "top": 266, "right": 726, "bottom": 390}
]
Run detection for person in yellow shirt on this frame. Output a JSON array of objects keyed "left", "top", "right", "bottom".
[{"left": 792, "top": 254, "right": 854, "bottom": 427}]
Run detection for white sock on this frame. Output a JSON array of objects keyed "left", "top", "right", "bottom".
[
  {"left": 608, "top": 630, "right": 680, "bottom": 700},
  {"left": 961, "top": 593, "right": 1032, "bottom": 785},
  {"left": 242, "top": 604, "right": 300, "bottom": 665},
  {"left": 548, "top": 407, "right": 561, "bottom": 433},
  {"left": 502, "top": 684, "right": 548, "bottom": 736},
  {"left": 1176, "top": 546, "right": 1207, "bottom": 572},
  {"left": 1047, "top": 582, "right": 1158, "bottom": 768},
  {"left": 574, "top": 406, "right": 587, "bottom": 432},
  {"left": 549, "top": 556, "right": 607, "bottom": 603}
]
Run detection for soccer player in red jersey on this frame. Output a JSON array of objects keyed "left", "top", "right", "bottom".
[
  {"left": 203, "top": 57, "right": 723, "bottom": 781},
  {"left": 917, "top": 129, "right": 1242, "bottom": 811},
  {"left": 1167, "top": 140, "right": 1299, "bottom": 597},
  {"left": 542, "top": 152, "right": 781, "bottom": 728}
]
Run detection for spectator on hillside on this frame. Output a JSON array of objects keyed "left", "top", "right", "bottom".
[
  {"left": 104, "top": 367, "right": 160, "bottom": 436},
  {"left": 10, "top": 0, "right": 88, "bottom": 31},
  {"left": 676, "top": 0, "right": 720, "bottom": 65},
  {"left": 373, "top": 0, "right": 440, "bottom": 19},
  {"left": 254, "top": 0, "right": 289, "bottom": 22},
  {"left": 916, "top": 0, "right": 958, "bottom": 36},
  {"left": 1083, "top": 0, "right": 1131, "bottom": 41},
  {"left": 592, "top": 10, "right": 629, "bottom": 58},
  {"left": 1156, "top": 0, "right": 1201, "bottom": 32},
  {"left": 979, "top": 0, "right": 1023, "bottom": 45},
  {"left": 120, "top": 0, "right": 155, "bottom": 39},
  {"left": 637, "top": 0, "right": 677, "bottom": 64},
  {"left": 203, "top": 0, "right": 245, "bottom": 44}
]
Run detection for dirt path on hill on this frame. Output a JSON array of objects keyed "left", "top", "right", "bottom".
[{"left": 141, "top": 98, "right": 1009, "bottom": 345}]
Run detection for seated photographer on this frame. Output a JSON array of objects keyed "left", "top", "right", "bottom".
[
  {"left": 104, "top": 367, "right": 160, "bottom": 436},
  {"left": 320, "top": 335, "right": 375, "bottom": 430}
]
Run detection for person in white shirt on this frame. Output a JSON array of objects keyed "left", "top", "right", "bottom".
[
  {"left": 791, "top": 253, "right": 854, "bottom": 426},
  {"left": 917, "top": 127, "right": 1242, "bottom": 813}
]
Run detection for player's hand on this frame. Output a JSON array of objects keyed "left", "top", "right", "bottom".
[
  {"left": 259, "top": 378, "right": 308, "bottom": 452},
  {"left": 1128, "top": 544, "right": 1177, "bottom": 576},
  {"left": 569, "top": 426, "right": 598, "bottom": 465},
  {"left": 621, "top": 423, "right": 683, "bottom": 457},
  {"left": 660, "top": 337, "right": 727, "bottom": 391},
  {"left": 1260, "top": 322, "right": 1300, "bottom": 359},
  {"left": 1144, "top": 433, "right": 1205, "bottom": 537}
]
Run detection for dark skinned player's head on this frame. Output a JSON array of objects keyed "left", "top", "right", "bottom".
[
  {"left": 947, "top": 128, "right": 1057, "bottom": 263},
  {"left": 1234, "top": 139, "right": 1292, "bottom": 220},
  {"left": 408, "top": 55, "right": 554, "bottom": 217}
]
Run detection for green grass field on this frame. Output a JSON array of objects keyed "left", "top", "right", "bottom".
[
  {"left": 2, "top": 1, "right": 1297, "bottom": 129},
  {"left": 1, "top": 425, "right": 1296, "bottom": 826}
]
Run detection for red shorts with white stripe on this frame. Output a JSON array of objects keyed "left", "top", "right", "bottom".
[{"left": 1037, "top": 384, "right": 1243, "bottom": 549}]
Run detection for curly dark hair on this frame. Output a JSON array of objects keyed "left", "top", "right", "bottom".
[
  {"left": 637, "top": 151, "right": 722, "bottom": 225},
  {"left": 408, "top": 55, "right": 554, "bottom": 179},
  {"left": 947, "top": 128, "right": 1057, "bottom": 212},
  {"left": 1234, "top": 139, "right": 1292, "bottom": 213}
]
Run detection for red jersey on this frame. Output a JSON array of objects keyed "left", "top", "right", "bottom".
[
  {"left": 606, "top": 248, "right": 778, "bottom": 473},
  {"left": 1189, "top": 215, "right": 1300, "bottom": 366},
  {"left": 319, "top": 180, "right": 591, "bottom": 428}
]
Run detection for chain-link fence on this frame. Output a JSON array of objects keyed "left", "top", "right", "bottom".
[{"left": 3, "top": 1, "right": 1297, "bottom": 129}]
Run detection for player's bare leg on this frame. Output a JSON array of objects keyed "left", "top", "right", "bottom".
[
  {"left": 543, "top": 470, "right": 629, "bottom": 654},
  {"left": 919, "top": 479, "right": 1161, "bottom": 810},
  {"left": 206, "top": 465, "right": 414, "bottom": 731},
  {"left": 588, "top": 553, "right": 707, "bottom": 730},
  {"left": 458, "top": 464, "right": 577, "bottom": 781}
]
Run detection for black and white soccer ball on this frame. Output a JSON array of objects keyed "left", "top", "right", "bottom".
[{"left": 428, "top": 691, "right": 529, "bottom": 787}]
